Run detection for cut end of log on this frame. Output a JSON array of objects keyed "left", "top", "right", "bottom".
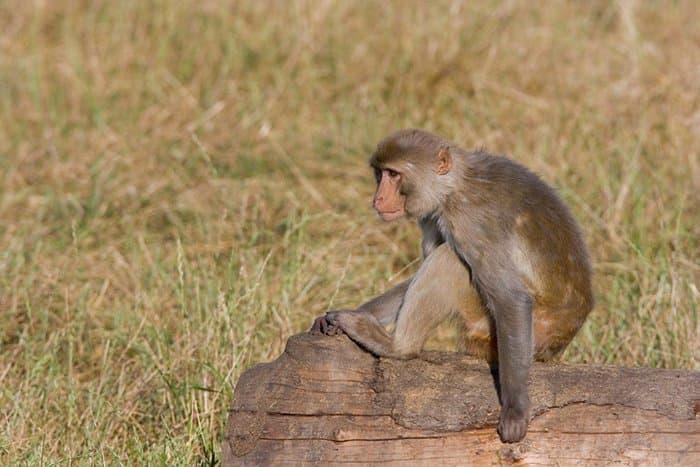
[{"left": 223, "top": 333, "right": 700, "bottom": 465}]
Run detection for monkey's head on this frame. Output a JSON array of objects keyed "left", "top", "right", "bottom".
[{"left": 369, "top": 129, "right": 456, "bottom": 221}]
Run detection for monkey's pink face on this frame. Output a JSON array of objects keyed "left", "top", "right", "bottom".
[{"left": 372, "top": 168, "right": 407, "bottom": 221}]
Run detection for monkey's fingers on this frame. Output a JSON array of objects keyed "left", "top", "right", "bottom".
[
  {"left": 309, "top": 315, "right": 343, "bottom": 336},
  {"left": 309, "top": 316, "right": 325, "bottom": 334},
  {"left": 326, "top": 322, "right": 343, "bottom": 336},
  {"left": 498, "top": 406, "right": 529, "bottom": 443},
  {"left": 323, "top": 312, "right": 346, "bottom": 336}
]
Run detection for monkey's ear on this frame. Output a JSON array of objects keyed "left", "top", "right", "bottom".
[{"left": 436, "top": 146, "right": 452, "bottom": 175}]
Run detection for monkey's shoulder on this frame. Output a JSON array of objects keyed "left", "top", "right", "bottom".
[{"left": 471, "top": 153, "right": 545, "bottom": 187}]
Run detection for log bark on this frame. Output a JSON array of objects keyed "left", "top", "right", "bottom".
[{"left": 223, "top": 333, "right": 700, "bottom": 466}]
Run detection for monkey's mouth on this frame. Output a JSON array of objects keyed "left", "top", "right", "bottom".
[{"left": 378, "top": 210, "right": 405, "bottom": 221}]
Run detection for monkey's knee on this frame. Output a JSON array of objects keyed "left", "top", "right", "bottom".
[
  {"left": 532, "top": 305, "right": 586, "bottom": 360},
  {"left": 390, "top": 335, "right": 423, "bottom": 358}
]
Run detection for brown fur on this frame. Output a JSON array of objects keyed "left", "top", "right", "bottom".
[{"left": 311, "top": 129, "right": 594, "bottom": 443}]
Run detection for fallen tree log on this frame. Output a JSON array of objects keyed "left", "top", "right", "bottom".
[{"left": 223, "top": 333, "right": 700, "bottom": 466}]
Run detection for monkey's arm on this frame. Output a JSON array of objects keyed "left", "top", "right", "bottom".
[
  {"left": 309, "top": 279, "right": 411, "bottom": 334},
  {"left": 472, "top": 261, "right": 534, "bottom": 444},
  {"left": 312, "top": 217, "right": 443, "bottom": 335},
  {"left": 318, "top": 244, "right": 467, "bottom": 358},
  {"left": 355, "top": 279, "right": 411, "bottom": 326}
]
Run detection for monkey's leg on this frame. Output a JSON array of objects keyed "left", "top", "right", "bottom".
[
  {"left": 327, "top": 243, "right": 471, "bottom": 358},
  {"left": 391, "top": 243, "right": 472, "bottom": 356}
]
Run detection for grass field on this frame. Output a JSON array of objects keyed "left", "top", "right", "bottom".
[{"left": 1, "top": 0, "right": 698, "bottom": 464}]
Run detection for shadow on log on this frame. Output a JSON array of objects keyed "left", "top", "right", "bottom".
[{"left": 223, "top": 333, "right": 700, "bottom": 466}]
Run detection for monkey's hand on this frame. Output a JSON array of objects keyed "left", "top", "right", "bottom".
[
  {"left": 309, "top": 310, "right": 352, "bottom": 336},
  {"left": 498, "top": 404, "right": 529, "bottom": 443}
]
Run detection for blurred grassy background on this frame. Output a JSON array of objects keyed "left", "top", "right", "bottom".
[{"left": 0, "top": 0, "right": 698, "bottom": 463}]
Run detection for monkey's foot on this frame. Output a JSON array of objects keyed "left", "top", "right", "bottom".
[{"left": 497, "top": 405, "right": 529, "bottom": 443}]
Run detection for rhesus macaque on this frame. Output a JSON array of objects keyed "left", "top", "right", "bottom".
[{"left": 310, "top": 129, "right": 594, "bottom": 443}]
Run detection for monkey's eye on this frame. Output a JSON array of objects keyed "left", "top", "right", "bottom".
[
  {"left": 374, "top": 168, "right": 382, "bottom": 183},
  {"left": 386, "top": 169, "right": 399, "bottom": 178}
]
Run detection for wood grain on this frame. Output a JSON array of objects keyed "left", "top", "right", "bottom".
[{"left": 223, "top": 333, "right": 700, "bottom": 466}]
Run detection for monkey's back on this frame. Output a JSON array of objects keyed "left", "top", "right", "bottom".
[{"left": 462, "top": 152, "right": 594, "bottom": 356}]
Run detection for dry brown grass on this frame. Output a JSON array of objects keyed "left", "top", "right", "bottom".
[{"left": 0, "top": 0, "right": 698, "bottom": 463}]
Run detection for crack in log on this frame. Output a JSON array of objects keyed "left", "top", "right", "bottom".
[
  {"left": 535, "top": 399, "right": 700, "bottom": 423},
  {"left": 258, "top": 435, "right": 454, "bottom": 442},
  {"left": 263, "top": 411, "right": 393, "bottom": 418},
  {"left": 267, "top": 381, "right": 372, "bottom": 395}
]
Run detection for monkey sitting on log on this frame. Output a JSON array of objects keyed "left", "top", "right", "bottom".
[{"left": 311, "top": 129, "right": 594, "bottom": 443}]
